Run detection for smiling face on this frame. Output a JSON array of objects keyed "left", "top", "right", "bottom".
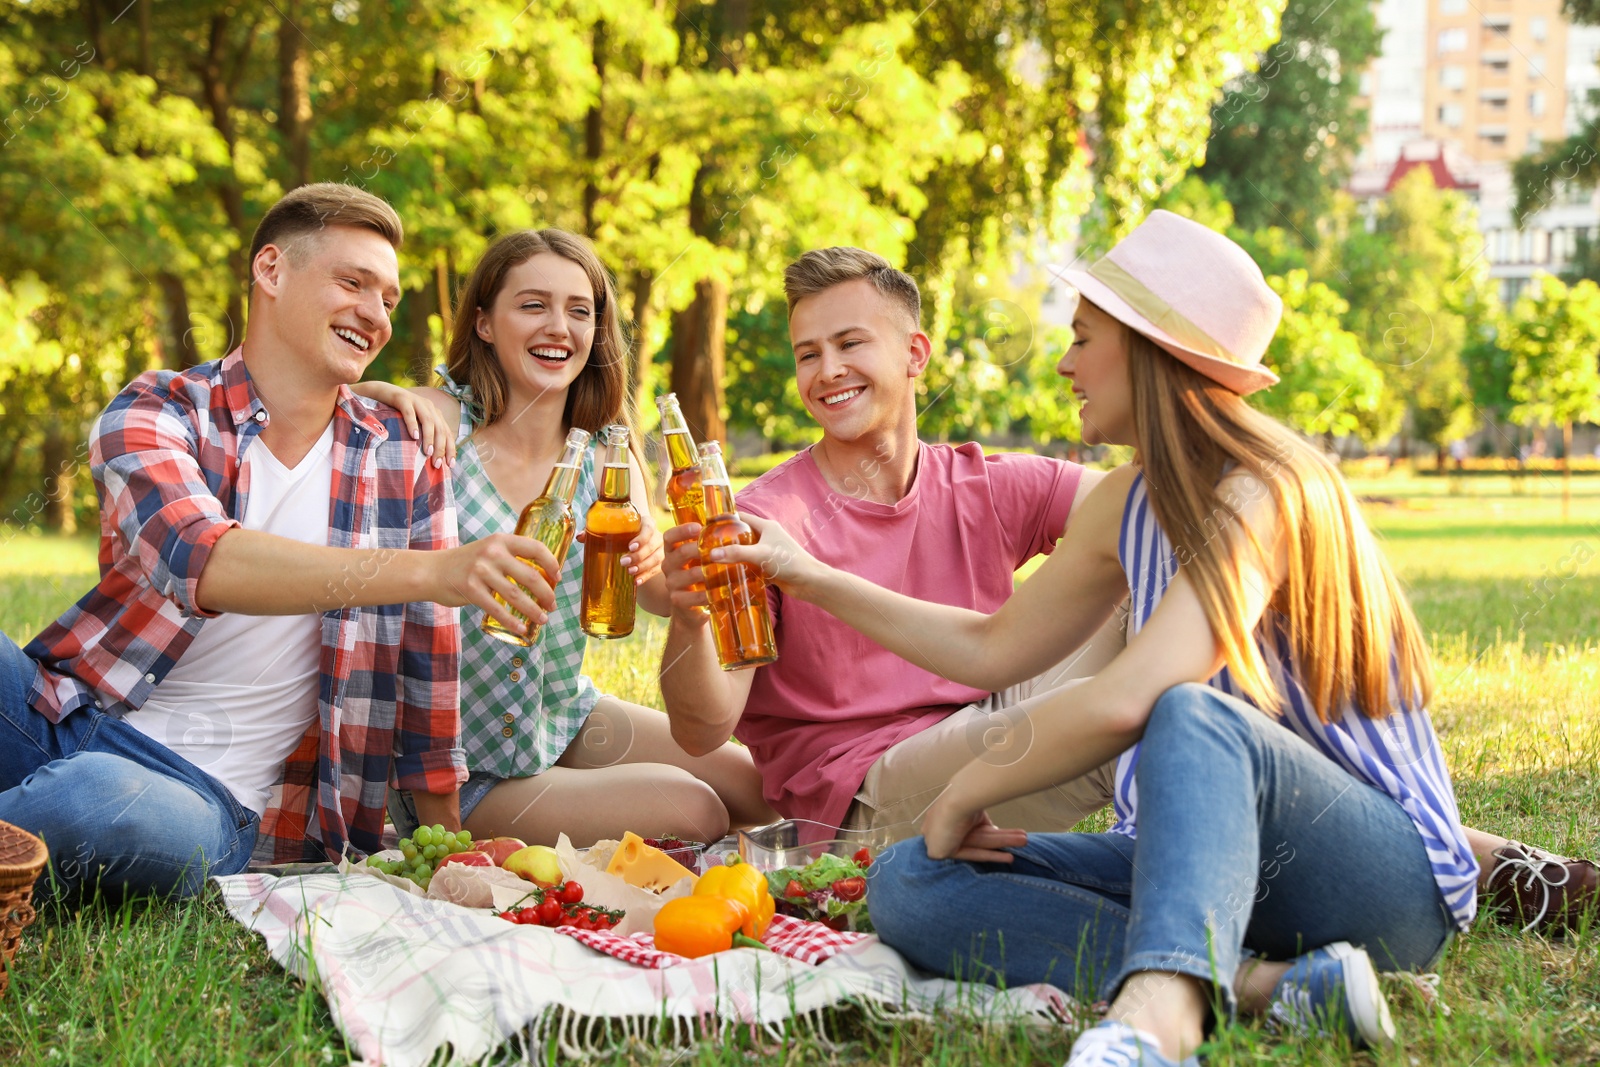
[
  {"left": 253, "top": 225, "right": 400, "bottom": 387},
  {"left": 1056, "top": 298, "right": 1136, "bottom": 447},
  {"left": 475, "top": 252, "right": 595, "bottom": 404},
  {"left": 789, "top": 277, "right": 930, "bottom": 444}
]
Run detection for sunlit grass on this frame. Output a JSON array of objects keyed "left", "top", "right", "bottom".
[{"left": 0, "top": 473, "right": 1596, "bottom": 1064}]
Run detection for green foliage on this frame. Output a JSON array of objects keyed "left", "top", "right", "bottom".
[
  {"left": 1198, "top": 0, "right": 1382, "bottom": 235},
  {"left": 1329, "top": 169, "right": 1498, "bottom": 450},
  {"left": 1253, "top": 270, "right": 1385, "bottom": 440},
  {"left": 1504, "top": 275, "right": 1600, "bottom": 431}
]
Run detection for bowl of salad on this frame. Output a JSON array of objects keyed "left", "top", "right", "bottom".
[{"left": 738, "top": 820, "right": 899, "bottom": 932}]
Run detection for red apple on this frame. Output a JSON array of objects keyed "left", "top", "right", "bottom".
[
  {"left": 436, "top": 851, "right": 493, "bottom": 869},
  {"left": 479, "top": 837, "right": 529, "bottom": 867}
]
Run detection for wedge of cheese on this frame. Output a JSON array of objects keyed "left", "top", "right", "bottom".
[{"left": 605, "top": 831, "right": 695, "bottom": 893}]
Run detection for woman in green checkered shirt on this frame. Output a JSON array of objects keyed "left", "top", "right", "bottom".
[{"left": 357, "top": 230, "right": 775, "bottom": 846}]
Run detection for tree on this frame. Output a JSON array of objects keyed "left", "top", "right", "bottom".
[
  {"left": 1504, "top": 275, "right": 1600, "bottom": 517},
  {"left": 1198, "top": 0, "right": 1381, "bottom": 235},
  {"left": 1252, "top": 270, "right": 1385, "bottom": 442},
  {"left": 1327, "top": 170, "right": 1497, "bottom": 457}
]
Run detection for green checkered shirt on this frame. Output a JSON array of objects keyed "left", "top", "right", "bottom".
[{"left": 443, "top": 374, "right": 600, "bottom": 778}]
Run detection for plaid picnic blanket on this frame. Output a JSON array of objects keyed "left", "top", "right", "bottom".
[
  {"left": 553, "top": 913, "right": 866, "bottom": 969},
  {"left": 215, "top": 872, "right": 1080, "bottom": 1065}
]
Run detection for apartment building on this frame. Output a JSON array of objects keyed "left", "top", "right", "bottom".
[{"left": 1353, "top": 0, "right": 1600, "bottom": 305}]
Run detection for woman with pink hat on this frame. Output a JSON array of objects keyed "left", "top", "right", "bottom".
[{"left": 711, "top": 211, "right": 1474, "bottom": 1063}]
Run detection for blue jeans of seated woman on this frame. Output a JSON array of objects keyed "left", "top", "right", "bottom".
[
  {"left": 0, "top": 634, "right": 258, "bottom": 902},
  {"left": 867, "top": 682, "right": 1454, "bottom": 1014}
]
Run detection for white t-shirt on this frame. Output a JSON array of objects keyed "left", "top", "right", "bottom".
[{"left": 126, "top": 424, "right": 335, "bottom": 815}]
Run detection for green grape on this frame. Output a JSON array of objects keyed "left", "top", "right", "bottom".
[
  {"left": 421, "top": 845, "right": 436, "bottom": 861},
  {"left": 414, "top": 827, "right": 433, "bottom": 847},
  {"left": 397, "top": 836, "right": 413, "bottom": 850},
  {"left": 431, "top": 824, "right": 446, "bottom": 837},
  {"left": 400, "top": 845, "right": 418, "bottom": 862},
  {"left": 456, "top": 829, "right": 472, "bottom": 845}
]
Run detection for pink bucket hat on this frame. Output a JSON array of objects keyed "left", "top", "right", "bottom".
[{"left": 1052, "top": 210, "right": 1283, "bottom": 395}]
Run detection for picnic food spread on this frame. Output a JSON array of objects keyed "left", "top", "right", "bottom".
[{"left": 353, "top": 826, "right": 875, "bottom": 964}]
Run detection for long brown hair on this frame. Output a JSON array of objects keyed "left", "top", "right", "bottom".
[
  {"left": 1126, "top": 329, "right": 1434, "bottom": 722},
  {"left": 444, "top": 229, "right": 632, "bottom": 435}
]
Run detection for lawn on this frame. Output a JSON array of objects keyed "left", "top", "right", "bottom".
[{"left": 0, "top": 470, "right": 1596, "bottom": 1065}]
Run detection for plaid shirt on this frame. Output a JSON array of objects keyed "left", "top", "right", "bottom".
[{"left": 25, "top": 349, "right": 464, "bottom": 864}]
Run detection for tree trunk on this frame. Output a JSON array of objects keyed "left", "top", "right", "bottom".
[
  {"left": 137, "top": 0, "right": 152, "bottom": 75},
  {"left": 669, "top": 278, "right": 729, "bottom": 444},
  {"left": 200, "top": 13, "right": 257, "bottom": 354},
  {"left": 629, "top": 269, "right": 655, "bottom": 424},
  {"left": 1563, "top": 420, "right": 1573, "bottom": 521},
  {"left": 40, "top": 422, "right": 77, "bottom": 535},
  {"left": 435, "top": 251, "right": 453, "bottom": 343},
  {"left": 158, "top": 272, "right": 201, "bottom": 369},
  {"left": 407, "top": 282, "right": 436, "bottom": 385},
  {"left": 277, "top": 0, "right": 312, "bottom": 188},
  {"left": 584, "top": 21, "right": 605, "bottom": 237}
]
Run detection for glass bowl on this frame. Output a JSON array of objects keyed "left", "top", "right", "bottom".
[{"left": 736, "top": 819, "right": 897, "bottom": 872}]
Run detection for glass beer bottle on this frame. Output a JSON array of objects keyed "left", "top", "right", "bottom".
[
  {"left": 580, "top": 424, "right": 642, "bottom": 639},
  {"left": 656, "top": 393, "right": 707, "bottom": 527},
  {"left": 482, "top": 426, "right": 591, "bottom": 647},
  {"left": 697, "top": 441, "right": 778, "bottom": 670}
]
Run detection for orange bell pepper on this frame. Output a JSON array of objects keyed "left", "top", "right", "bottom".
[
  {"left": 692, "top": 858, "right": 776, "bottom": 940},
  {"left": 653, "top": 895, "right": 752, "bottom": 958}
]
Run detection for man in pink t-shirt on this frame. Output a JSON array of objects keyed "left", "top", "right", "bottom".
[{"left": 658, "top": 247, "right": 1123, "bottom": 835}]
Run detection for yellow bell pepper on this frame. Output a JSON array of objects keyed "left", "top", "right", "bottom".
[
  {"left": 653, "top": 895, "right": 751, "bottom": 958},
  {"left": 692, "top": 858, "right": 775, "bottom": 940}
]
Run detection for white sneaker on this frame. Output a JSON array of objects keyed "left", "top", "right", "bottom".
[{"left": 1064, "top": 1020, "right": 1200, "bottom": 1067}]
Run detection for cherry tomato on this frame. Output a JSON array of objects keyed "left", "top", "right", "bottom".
[
  {"left": 832, "top": 876, "right": 867, "bottom": 902},
  {"left": 853, "top": 848, "right": 873, "bottom": 867},
  {"left": 516, "top": 907, "right": 540, "bottom": 924},
  {"left": 498, "top": 911, "right": 518, "bottom": 923},
  {"left": 537, "top": 898, "right": 564, "bottom": 926},
  {"left": 822, "top": 915, "right": 850, "bottom": 932},
  {"left": 783, "top": 879, "right": 806, "bottom": 899},
  {"left": 560, "top": 881, "right": 584, "bottom": 905},
  {"left": 574, "top": 915, "right": 594, "bottom": 931}
]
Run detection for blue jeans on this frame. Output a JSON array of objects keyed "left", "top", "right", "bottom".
[
  {"left": 868, "top": 683, "right": 1454, "bottom": 1012},
  {"left": 0, "top": 634, "right": 258, "bottom": 902}
]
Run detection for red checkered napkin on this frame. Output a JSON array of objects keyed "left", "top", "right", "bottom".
[
  {"left": 760, "top": 913, "right": 870, "bottom": 964},
  {"left": 553, "top": 913, "right": 869, "bottom": 968}
]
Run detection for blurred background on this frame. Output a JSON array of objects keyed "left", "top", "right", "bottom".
[{"left": 6, "top": 0, "right": 1600, "bottom": 530}]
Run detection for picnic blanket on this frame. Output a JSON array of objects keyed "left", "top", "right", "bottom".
[{"left": 215, "top": 872, "right": 1080, "bottom": 1065}]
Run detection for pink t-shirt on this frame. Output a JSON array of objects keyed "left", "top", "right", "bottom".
[{"left": 734, "top": 442, "right": 1083, "bottom": 828}]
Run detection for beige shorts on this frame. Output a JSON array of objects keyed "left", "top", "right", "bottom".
[{"left": 842, "top": 610, "right": 1125, "bottom": 841}]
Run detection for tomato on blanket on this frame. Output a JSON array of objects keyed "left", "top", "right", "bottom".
[
  {"left": 764, "top": 852, "right": 874, "bottom": 933},
  {"left": 495, "top": 880, "right": 625, "bottom": 930}
]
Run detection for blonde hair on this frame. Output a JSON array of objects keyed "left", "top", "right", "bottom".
[
  {"left": 445, "top": 229, "right": 631, "bottom": 434},
  {"left": 1127, "top": 330, "right": 1433, "bottom": 722},
  {"left": 249, "top": 182, "right": 403, "bottom": 268},
  {"left": 783, "top": 247, "right": 921, "bottom": 329}
]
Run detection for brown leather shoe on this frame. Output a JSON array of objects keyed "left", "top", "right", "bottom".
[{"left": 1482, "top": 841, "right": 1600, "bottom": 934}]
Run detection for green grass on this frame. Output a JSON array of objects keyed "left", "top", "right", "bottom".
[{"left": 0, "top": 474, "right": 1597, "bottom": 1065}]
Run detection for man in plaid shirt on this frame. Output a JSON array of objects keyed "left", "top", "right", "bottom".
[{"left": 0, "top": 184, "right": 561, "bottom": 898}]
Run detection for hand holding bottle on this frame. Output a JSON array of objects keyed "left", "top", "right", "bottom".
[
  {"left": 703, "top": 515, "right": 825, "bottom": 600},
  {"left": 435, "top": 533, "right": 560, "bottom": 633},
  {"left": 661, "top": 522, "right": 709, "bottom": 620}
]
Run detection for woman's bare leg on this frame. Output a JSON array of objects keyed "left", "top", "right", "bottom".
[
  {"left": 464, "top": 762, "right": 731, "bottom": 848},
  {"left": 464, "top": 697, "right": 777, "bottom": 846},
  {"left": 557, "top": 696, "right": 777, "bottom": 828}
]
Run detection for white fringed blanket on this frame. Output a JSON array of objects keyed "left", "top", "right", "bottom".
[{"left": 215, "top": 872, "right": 1080, "bottom": 1065}]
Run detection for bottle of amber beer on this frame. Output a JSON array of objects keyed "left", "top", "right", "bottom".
[
  {"left": 482, "top": 427, "right": 591, "bottom": 647},
  {"left": 580, "top": 424, "right": 642, "bottom": 639},
  {"left": 655, "top": 393, "right": 706, "bottom": 527},
  {"left": 697, "top": 441, "right": 778, "bottom": 670}
]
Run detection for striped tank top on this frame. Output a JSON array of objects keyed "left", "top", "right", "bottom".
[{"left": 1111, "top": 472, "right": 1478, "bottom": 930}]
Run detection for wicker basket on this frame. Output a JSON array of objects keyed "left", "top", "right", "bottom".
[{"left": 0, "top": 820, "right": 48, "bottom": 998}]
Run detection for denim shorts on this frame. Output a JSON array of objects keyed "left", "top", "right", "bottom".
[{"left": 388, "top": 772, "right": 502, "bottom": 836}]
